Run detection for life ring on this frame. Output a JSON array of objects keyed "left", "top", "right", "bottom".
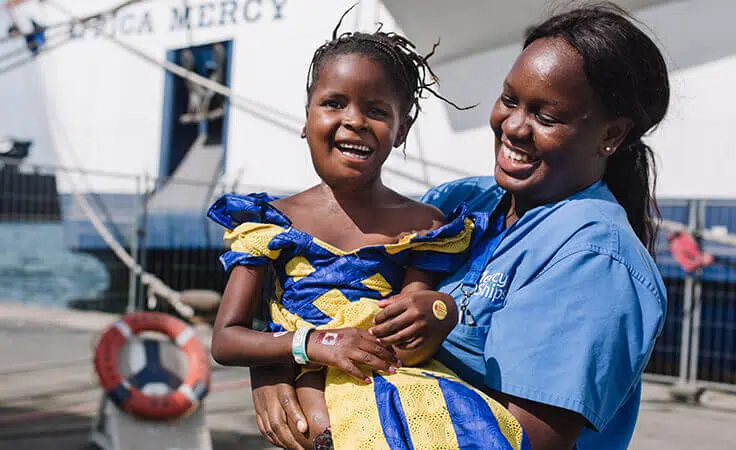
[{"left": 93, "top": 311, "right": 210, "bottom": 421}]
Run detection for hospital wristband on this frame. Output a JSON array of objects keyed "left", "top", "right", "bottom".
[{"left": 292, "top": 327, "right": 313, "bottom": 365}]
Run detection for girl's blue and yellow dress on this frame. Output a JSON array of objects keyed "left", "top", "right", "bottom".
[{"left": 208, "top": 193, "right": 530, "bottom": 450}]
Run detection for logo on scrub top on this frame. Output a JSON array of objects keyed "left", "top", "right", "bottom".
[{"left": 477, "top": 271, "right": 509, "bottom": 306}]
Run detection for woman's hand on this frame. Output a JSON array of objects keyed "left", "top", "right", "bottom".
[
  {"left": 250, "top": 363, "right": 309, "bottom": 449},
  {"left": 306, "top": 327, "right": 399, "bottom": 383},
  {"left": 370, "top": 291, "right": 457, "bottom": 365}
]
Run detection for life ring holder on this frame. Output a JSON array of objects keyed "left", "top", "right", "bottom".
[{"left": 93, "top": 311, "right": 210, "bottom": 421}]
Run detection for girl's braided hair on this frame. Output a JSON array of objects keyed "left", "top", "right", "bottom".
[{"left": 306, "top": 5, "right": 471, "bottom": 129}]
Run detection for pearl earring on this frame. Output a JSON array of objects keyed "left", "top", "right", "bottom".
[{"left": 605, "top": 146, "right": 612, "bottom": 152}]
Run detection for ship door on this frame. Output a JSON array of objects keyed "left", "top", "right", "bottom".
[{"left": 158, "top": 41, "right": 232, "bottom": 180}]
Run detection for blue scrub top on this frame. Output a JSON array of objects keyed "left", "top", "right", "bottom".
[{"left": 421, "top": 177, "right": 667, "bottom": 450}]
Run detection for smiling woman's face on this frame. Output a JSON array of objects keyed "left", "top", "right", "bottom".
[{"left": 490, "top": 37, "right": 616, "bottom": 206}]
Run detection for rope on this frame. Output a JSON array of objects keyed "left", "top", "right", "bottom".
[
  {"left": 63, "top": 173, "right": 194, "bottom": 318},
  {"left": 97, "top": 34, "right": 304, "bottom": 133}
]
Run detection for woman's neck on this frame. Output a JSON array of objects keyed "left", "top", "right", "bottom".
[
  {"left": 506, "top": 178, "right": 603, "bottom": 227},
  {"left": 503, "top": 195, "right": 522, "bottom": 228}
]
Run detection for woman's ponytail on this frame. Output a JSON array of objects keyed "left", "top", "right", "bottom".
[{"left": 604, "top": 139, "right": 659, "bottom": 254}]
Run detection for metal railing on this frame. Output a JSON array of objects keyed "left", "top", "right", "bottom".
[
  {"left": 2, "top": 157, "right": 735, "bottom": 394},
  {"left": 645, "top": 199, "right": 736, "bottom": 396}
]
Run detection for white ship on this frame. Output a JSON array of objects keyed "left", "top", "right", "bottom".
[{"left": 1, "top": 0, "right": 734, "bottom": 301}]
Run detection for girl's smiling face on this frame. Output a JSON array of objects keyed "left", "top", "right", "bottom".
[
  {"left": 304, "top": 53, "right": 409, "bottom": 191},
  {"left": 490, "top": 37, "right": 628, "bottom": 207}
]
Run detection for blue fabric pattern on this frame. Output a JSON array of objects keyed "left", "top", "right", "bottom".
[
  {"left": 207, "top": 193, "right": 486, "bottom": 331},
  {"left": 373, "top": 373, "right": 415, "bottom": 450}
]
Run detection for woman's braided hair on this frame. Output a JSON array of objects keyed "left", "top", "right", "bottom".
[{"left": 306, "top": 6, "right": 471, "bottom": 131}]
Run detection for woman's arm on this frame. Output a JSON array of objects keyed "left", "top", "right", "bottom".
[
  {"left": 250, "top": 363, "right": 309, "bottom": 450},
  {"left": 373, "top": 289, "right": 586, "bottom": 449},
  {"left": 497, "top": 392, "right": 586, "bottom": 450}
]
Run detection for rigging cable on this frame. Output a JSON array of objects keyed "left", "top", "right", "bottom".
[
  {"left": 0, "top": 32, "right": 72, "bottom": 76},
  {"left": 0, "top": 0, "right": 151, "bottom": 45}
]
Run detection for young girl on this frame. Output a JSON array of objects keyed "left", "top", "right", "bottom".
[{"left": 207, "top": 19, "right": 530, "bottom": 450}]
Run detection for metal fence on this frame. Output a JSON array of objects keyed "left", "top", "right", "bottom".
[
  {"left": 2, "top": 157, "right": 735, "bottom": 393},
  {"left": 646, "top": 199, "right": 736, "bottom": 394}
]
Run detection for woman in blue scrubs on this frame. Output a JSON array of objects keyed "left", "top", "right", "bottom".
[{"left": 250, "top": 4, "right": 669, "bottom": 449}]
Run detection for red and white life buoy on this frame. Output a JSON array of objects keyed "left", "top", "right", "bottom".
[{"left": 93, "top": 312, "right": 210, "bottom": 421}]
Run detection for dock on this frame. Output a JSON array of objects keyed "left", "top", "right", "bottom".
[
  {"left": 0, "top": 304, "right": 274, "bottom": 450},
  {"left": 1, "top": 303, "right": 734, "bottom": 450}
]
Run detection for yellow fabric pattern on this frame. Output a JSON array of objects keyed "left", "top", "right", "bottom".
[
  {"left": 269, "top": 300, "right": 313, "bottom": 331},
  {"left": 325, "top": 360, "right": 526, "bottom": 450},
  {"left": 481, "top": 390, "right": 527, "bottom": 450},
  {"left": 224, "top": 222, "right": 285, "bottom": 260},
  {"left": 360, "top": 273, "right": 393, "bottom": 297},
  {"left": 312, "top": 237, "right": 353, "bottom": 256},
  {"left": 317, "top": 298, "right": 381, "bottom": 331},
  {"left": 327, "top": 369, "right": 391, "bottom": 450},
  {"left": 307, "top": 217, "right": 475, "bottom": 257},
  {"left": 384, "top": 218, "right": 475, "bottom": 255},
  {"left": 285, "top": 256, "right": 315, "bottom": 281},
  {"left": 392, "top": 366, "right": 460, "bottom": 447},
  {"left": 312, "top": 289, "right": 352, "bottom": 319}
]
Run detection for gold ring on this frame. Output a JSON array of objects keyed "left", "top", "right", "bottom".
[{"left": 432, "top": 300, "right": 448, "bottom": 320}]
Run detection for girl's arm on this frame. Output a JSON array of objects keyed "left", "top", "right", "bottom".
[
  {"left": 211, "top": 265, "right": 294, "bottom": 367},
  {"left": 371, "top": 271, "right": 458, "bottom": 367},
  {"left": 212, "top": 266, "right": 399, "bottom": 380}
]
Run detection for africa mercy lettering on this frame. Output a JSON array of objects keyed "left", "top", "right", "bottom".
[{"left": 70, "top": 0, "right": 288, "bottom": 38}]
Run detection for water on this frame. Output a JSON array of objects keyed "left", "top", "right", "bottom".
[{"left": 0, "top": 222, "right": 108, "bottom": 308}]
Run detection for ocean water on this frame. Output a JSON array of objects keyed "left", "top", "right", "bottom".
[{"left": 0, "top": 222, "right": 108, "bottom": 308}]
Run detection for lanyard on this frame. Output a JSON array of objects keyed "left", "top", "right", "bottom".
[{"left": 458, "top": 208, "right": 510, "bottom": 325}]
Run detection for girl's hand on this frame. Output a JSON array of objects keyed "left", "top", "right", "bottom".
[
  {"left": 369, "top": 291, "right": 457, "bottom": 351},
  {"left": 306, "top": 327, "right": 399, "bottom": 383}
]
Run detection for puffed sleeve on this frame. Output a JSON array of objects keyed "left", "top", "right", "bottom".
[
  {"left": 207, "top": 193, "right": 289, "bottom": 271},
  {"left": 219, "top": 222, "right": 288, "bottom": 270},
  {"left": 483, "top": 249, "right": 665, "bottom": 431}
]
